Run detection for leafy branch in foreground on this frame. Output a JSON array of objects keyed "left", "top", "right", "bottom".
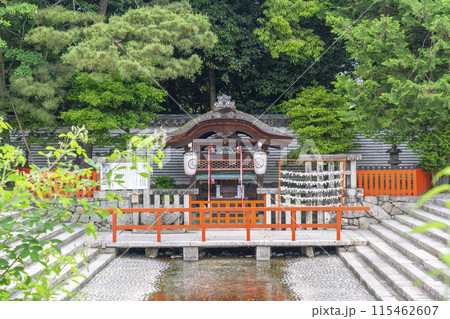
[
  {"left": 409, "top": 166, "right": 450, "bottom": 299},
  {"left": 0, "top": 117, "right": 165, "bottom": 300}
]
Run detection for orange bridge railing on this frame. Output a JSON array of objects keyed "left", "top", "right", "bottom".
[{"left": 108, "top": 206, "right": 370, "bottom": 243}]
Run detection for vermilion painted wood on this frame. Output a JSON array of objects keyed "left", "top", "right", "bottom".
[
  {"left": 108, "top": 206, "right": 369, "bottom": 213},
  {"left": 413, "top": 170, "right": 418, "bottom": 197},
  {"left": 356, "top": 168, "right": 431, "bottom": 197},
  {"left": 112, "top": 212, "right": 117, "bottom": 242},
  {"left": 109, "top": 206, "right": 369, "bottom": 243},
  {"left": 15, "top": 167, "right": 99, "bottom": 198},
  {"left": 116, "top": 223, "right": 340, "bottom": 230}
]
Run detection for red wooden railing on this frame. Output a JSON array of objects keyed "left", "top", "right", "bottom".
[
  {"left": 109, "top": 206, "right": 370, "bottom": 243},
  {"left": 357, "top": 168, "right": 432, "bottom": 196},
  {"left": 15, "top": 167, "right": 100, "bottom": 198},
  {"left": 189, "top": 199, "right": 266, "bottom": 225}
]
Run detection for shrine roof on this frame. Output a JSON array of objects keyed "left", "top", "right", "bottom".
[{"left": 164, "top": 95, "right": 294, "bottom": 148}]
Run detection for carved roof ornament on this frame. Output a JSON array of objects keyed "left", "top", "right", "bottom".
[{"left": 214, "top": 94, "right": 235, "bottom": 110}]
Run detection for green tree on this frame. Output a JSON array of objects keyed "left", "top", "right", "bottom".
[
  {"left": 327, "top": 0, "right": 450, "bottom": 171},
  {"left": 166, "top": 0, "right": 353, "bottom": 114},
  {"left": 4, "top": 2, "right": 215, "bottom": 161},
  {"left": 0, "top": 2, "right": 100, "bottom": 163},
  {"left": 280, "top": 85, "right": 357, "bottom": 156},
  {"left": 254, "top": 0, "right": 323, "bottom": 63},
  {"left": 27, "top": 2, "right": 216, "bottom": 158},
  {"left": 60, "top": 1, "right": 217, "bottom": 80},
  {"left": 61, "top": 72, "right": 166, "bottom": 156}
]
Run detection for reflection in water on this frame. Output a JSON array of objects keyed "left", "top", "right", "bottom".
[{"left": 148, "top": 258, "right": 294, "bottom": 301}]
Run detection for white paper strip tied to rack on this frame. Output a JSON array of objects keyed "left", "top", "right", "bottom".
[
  {"left": 183, "top": 151, "right": 198, "bottom": 176},
  {"left": 253, "top": 151, "right": 267, "bottom": 175}
]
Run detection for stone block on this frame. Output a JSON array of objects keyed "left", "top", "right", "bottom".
[
  {"left": 183, "top": 247, "right": 199, "bottom": 261},
  {"left": 363, "top": 203, "right": 390, "bottom": 222},
  {"left": 390, "top": 196, "right": 420, "bottom": 203},
  {"left": 378, "top": 195, "right": 390, "bottom": 202},
  {"left": 145, "top": 248, "right": 159, "bottom": 258},
  {"left": 162, "top": 212, "right": 183, "bottom": 225},
  {"left": 390, "top": 206, "right": 404, "bottom": 215},
  {"left": 305, "top": 246, "right": 314, "bottom": 258},
  {"left": 141, "top": 212, "right": 157, "bottom": 225},
  {"left": 380, "top": 202, "right": 393, "bottom": 214},
  {"left": 343, "top": 210, "right": 366, "bottom": 218},
  {"left": 116, "top": 213, "right": 133, "bottom": 226},
  {"left": 101, "top": 247, "right": 117, "bottom": 254},
  {"left": 393, "top": 202, "right": 415, "bottom": 213},
  {"left": 256, "top": 246, "right": 271, "bottom": 261},
  {"left": 344, "top": 188, "right": 357, "bottom": 197},
  {"left": 343, "top": 225, "right": 359, "bottom": 230},
  {"left": 364, "top": 196, "right": 378, "bottom": 204},
  {"left": 359, "top": 217, "right": 378, "bottom": 230}
]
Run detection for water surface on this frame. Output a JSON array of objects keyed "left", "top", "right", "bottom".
[{"left": 149, "top": 257, "right": 294, "bottom": 301}]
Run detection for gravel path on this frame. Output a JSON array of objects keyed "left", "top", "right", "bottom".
[
  {"left": 283, "top": 254, "right": 375, "bottom": 301},
  {"left": 74, "top": 255, "right": 169, "bottom": 301}
]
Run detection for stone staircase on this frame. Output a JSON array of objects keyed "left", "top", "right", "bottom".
[
  {"left": 339, "top": 197, "right": 450, "bottom": 301},
  {"left": 6, "top": 224, "right": 115, "bottom": 301}
]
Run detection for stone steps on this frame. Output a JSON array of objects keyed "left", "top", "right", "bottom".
[
  {"left": 338, "top": 250, "right": 399, "bottom": 301},
  {"left": 423, "top": 203, "right": 450, "bottom": 219},
  {"left": 6, "top": 224, "right": 115, "bottom": 300},
  {"left": 377, "top": 220, "right": 447, "bottom": 257},
  {"left": 434, "top": 199, "right": 449, "bottom": 209},
  {"left": 368, "top": 238, "right": 447, "bottom": 300},
  {"left": 368, "top": 224, "right": 447, "bottom": 277},
  {"left": 409, "top": 209, "right": 450, "bottom": 230},
  {"left": 395, "top": 214, "right": 448, "bottom": 244},
  {"left": 0, "top": 224, "right": 67, "bottom": 258},
  {"left": 341, "top": 195, "right": 449, "bottom": 301},
  {"left": 355, "top": 246, "right": 432, "bottom": 301},
  {"left": 50, "top": 248, "right": 100, "bottom": 288},
  {"left": 56, "top": 252, "right": 116, "bottom": 301}
]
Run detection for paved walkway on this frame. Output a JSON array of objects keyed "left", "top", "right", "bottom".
[{"left": 102, "top": 229, "right": 367, "bottom": 248}]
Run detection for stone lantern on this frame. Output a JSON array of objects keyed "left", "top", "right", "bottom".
[{"left": 386, "top": 145, "right": 402, "bottom": 168}]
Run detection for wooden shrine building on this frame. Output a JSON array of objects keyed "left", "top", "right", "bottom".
[{"left": 165, "top": 95, "right": 294, "bottom": 201}]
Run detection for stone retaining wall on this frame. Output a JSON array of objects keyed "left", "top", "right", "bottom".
[{"left": 343, "top": 190, "right": 419, "bottom": 230}]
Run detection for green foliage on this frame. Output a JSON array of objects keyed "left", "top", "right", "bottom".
[
  {"left": 328, "top": 0, "right": 450, "bottom": 171},
  {"left": 167, "top": 0, "right": 352, "bottom": 114},
  {"left": 409, "top": 126, "right": 450, "bottom": 173},
  {"left": 0, "top": 117, "right": 165, "bottom": 300},
  {"left": 280, "top": 85, "right": 357, "bottom": 155},
  {"left": 0, "top": 3, "right": 98, "bottom": 152},
  {"left": 411, "top": 166, "right": 450, "bottom": 295},
  {"left": 61, "top": 2, "right": 217, "bottom": 81},
  {"left": 255, "top": 0, "right": 324, "bottom": 62},
  {"left": 61, "top": 72, "right": 166, "bottom": 152},
  {"left": 153, "top": 175, "right": 176, "bottom": 189},
  {"left": 0, "top": 120, "right": 105, "bottom": 300}
]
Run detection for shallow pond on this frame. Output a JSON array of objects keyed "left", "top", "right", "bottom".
[{"left": 149, "top": 257, "right": 294, "bottom": 301}]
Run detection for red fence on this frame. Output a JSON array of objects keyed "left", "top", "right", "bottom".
[
  {"left": 15, "top": 167, "right": 100, "bottom": 198},
  {"left": 109, "top": 205, "right": 370, "bottom": 243},
  {"left": 357, "top": 168, "right": 432, "bottom": 196}
]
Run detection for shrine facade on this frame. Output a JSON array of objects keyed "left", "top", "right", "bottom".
[{"left": 164, "top": 95, "right": 294, "bottom": 202}]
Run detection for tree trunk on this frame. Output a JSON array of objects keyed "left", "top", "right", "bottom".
[
  {"left": 98, "top": 0, "right": 108, "bottom": 15},
  {"left": 76, "top": 142, "right": 93, "bottom": 168},
  {"left": 209, "top": 68, "right": 216, "bottom": 110}
]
